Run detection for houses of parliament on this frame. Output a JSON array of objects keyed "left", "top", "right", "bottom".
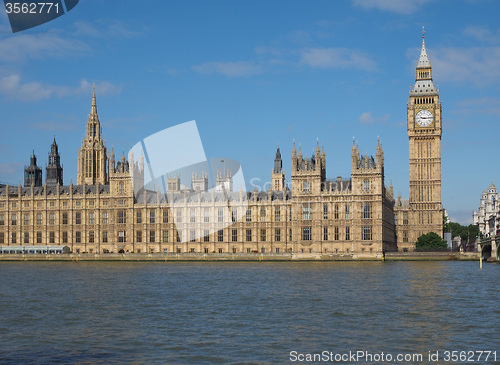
[{"left": 0, "top": 32, "right": 443, "bottom": 255}]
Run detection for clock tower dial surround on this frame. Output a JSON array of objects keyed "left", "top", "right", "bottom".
[{"left": 407, "top": 28, "right": 443, "bottom": 242}]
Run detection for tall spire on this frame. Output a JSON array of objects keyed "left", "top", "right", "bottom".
[
  {"left": 411, "top": 28, "right": 436, "bottom": 95},
  {"left": 417, "top": 26, "right": 431, "bottom": 68},
  {"left": 46, "top": 138, "right": 63, "bottom": 186},
  {"left": 91, "top": 83, "right": 97, "bottom": 115},
  {"left": 78, "top": 85, "right": 108, "bottom": 185},
  {"left": 273, "top": 146, "right": 282, "bottom": 174},
  {"left": 377, "top": 139, "right": 383, "bottom": 154}
]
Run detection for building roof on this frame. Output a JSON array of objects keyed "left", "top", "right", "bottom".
[{"left": 324, "top": 179, "right": 352, "bottom": 192}]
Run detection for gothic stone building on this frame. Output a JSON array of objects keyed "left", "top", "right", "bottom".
[
  {"left": 0, "top": 32, "right": 444, "bottom": 254},
  {"left": 0, "top": 87, "right": 396, "bottom": 255},
  {"left": 473, "top": 182, "right": 500, "bottom": 238}
]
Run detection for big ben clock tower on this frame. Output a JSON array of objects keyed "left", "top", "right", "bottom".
[{"left": 407, "top": 28, "right": 443, "bottom": 241}]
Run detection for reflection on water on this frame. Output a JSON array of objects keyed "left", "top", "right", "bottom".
[{"left": 0, "top": 262, "right": 498, "bottom": 364}]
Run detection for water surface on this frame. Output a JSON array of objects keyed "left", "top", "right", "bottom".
[{"left": 0, "top": 261, "right": 498, "bottom": 364}]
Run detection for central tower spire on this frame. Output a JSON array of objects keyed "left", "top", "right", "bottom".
[
  {"left": 91, "top": 83, "right": 97, "bottom": 115},
  {"left": 77, "top": 86, "right": 108, "bottom": 185}
]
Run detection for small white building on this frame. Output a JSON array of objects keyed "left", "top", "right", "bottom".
[{"left": 473, "top": 182, "right": 500, "bottom": 238}]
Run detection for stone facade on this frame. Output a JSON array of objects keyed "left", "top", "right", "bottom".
[
  {"left": 473, "top": 182, "right": 499, "bottom": 238},
  {"left": 0, "top": 88, "right": 397, "bottom": 255},
  {"left": 395, "top": 28, "right": 444, "bottom": 251}
]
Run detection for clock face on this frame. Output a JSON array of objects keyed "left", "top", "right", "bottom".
[{"left": 416, "top": 109, "right": 434, "bottom": 127}]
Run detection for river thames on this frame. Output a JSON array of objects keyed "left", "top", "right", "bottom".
[{"left": 0, "top": 261, "right": 498, "bottom": 364}]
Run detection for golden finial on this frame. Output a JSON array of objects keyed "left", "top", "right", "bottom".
[{"left": 422, "top": 26, "right": 425, "bottom": 39}]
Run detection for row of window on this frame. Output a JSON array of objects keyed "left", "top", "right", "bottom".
[
  {"left": 0, "top": 200, "right": 111, "bottom": 209},
  {"left": 304, "top": 203, "right": 358, "bottom": 220},
  {"left": 0, "top": 212, "right": 113, "bottom": 226},
  {"left": 0, "top": 207, "right": 289, "bottom": 226},
  {"left": 0, "top": 203, "right": 374, "bottom": 226},
  {"left": 0, "top": 231, "right": 112, "bottom": 244},
  {"left": 304, "top": 226, "right": 368, "bottom": 241},
  {"left": 0, "top": 226, "right": 373, "bottom": 244}
]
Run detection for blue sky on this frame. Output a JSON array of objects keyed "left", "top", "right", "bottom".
[{"left": 0, "top": 0, "right": 499, "bottom": 224}]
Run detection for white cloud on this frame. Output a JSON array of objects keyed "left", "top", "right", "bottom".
[
  {"left": 254, "top": 46, "right": 284, "bottom": 57},
  {"left": 431, "top": 47, "right": 500, "bottom": 87},
  {"left": 0, "top": 75, "right": 122, "bottom": 101},
  {"left": 447, "top": 209, "right": 473, "bottom": 225},
  {"left": 73, "top": 21, "right": 103, "bottom": 38},
  {"left": 75, "top": 79, "right": 123, "bottom": 96},
  {"left": 352, "top": 0, "right": 434, "bottom": 14},
  {"left": 359, "top": 112, "right": 389, "bottom": 124},
  {"left": 0, "top": 20, "right": 142, "bottom": 63},
  {"left": 107, "top": 22, "right": 142, "bottom": 38},
  {"left": 0, "top": 75, "right": 52, "bottom": 101},
  {"left": 289, "top": 30, "right": 312, "bottom": 45},
  {"left": 456, "top": 97, "right": 500, "bottom": 116},
  {"left": 30, "top": 121, "right": 78, "bottom": 131},
  {"left": 0, "top": 30, "right": 88, "bottom": 62},
  {"left": 463, "top": 26, "right": 500, "bottom": 45},
  {"left": 73, "top": 20, "right": 142, "bottom": 39},
  {"left": 192, "top": 61, "right": 262, "bottom": 77},
  {"left": 300, "top": 48, "right": 377, "bottom": 71},
  {"left": 0, "top": 162, "right": 24, "bottom": 181}
]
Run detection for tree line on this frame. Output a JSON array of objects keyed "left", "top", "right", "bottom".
[{"left": 415, "top": 221, "right": 480, "bottom": 250}]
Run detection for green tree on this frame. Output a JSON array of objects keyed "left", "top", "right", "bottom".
[
  {"left": 447, "top": 221, "right": 481, "bottom": 243},
  {"left": 416, "top": 232, "right": 448, "bottom": 250},
  {"left": 448, "top": 222, "right": 466, "bottom": 240},
  {"left": 467, "top": 224, "right": 479, "bottom": 239}
]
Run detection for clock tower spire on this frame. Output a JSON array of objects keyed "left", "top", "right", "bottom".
[{"left": 406, "top": 28, "right": 443, "bottom": 244}]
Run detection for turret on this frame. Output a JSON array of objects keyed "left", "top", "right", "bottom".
[
  {"left": 351, "top": 139, "right": 359, "bottom": 171},
  {"left": 110, "top": 148, "right": 115, "bottom": 173},
  {"left": 272, "top": 146, "right": 285, "bottom": 191},
  {"left": 321, "top": 146, "right": 326, "bottom": 181},
  {"left": 46, "top": 138, "right": 63, "bottom": 186},
  {"left": 376, "top": 139, "right": 384, "bottom": 173},
  {"left": 24, "top": 151, "right": 43, "bottom": 187},
  {"left": 273, "top": 147, "right": 282, "bottom": 174},
  {"left": 315, "top": 141, "right": 321, "bottom": 172},
  {"left": 292, "top": 141, "right": 297, "bottom": 171}
]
